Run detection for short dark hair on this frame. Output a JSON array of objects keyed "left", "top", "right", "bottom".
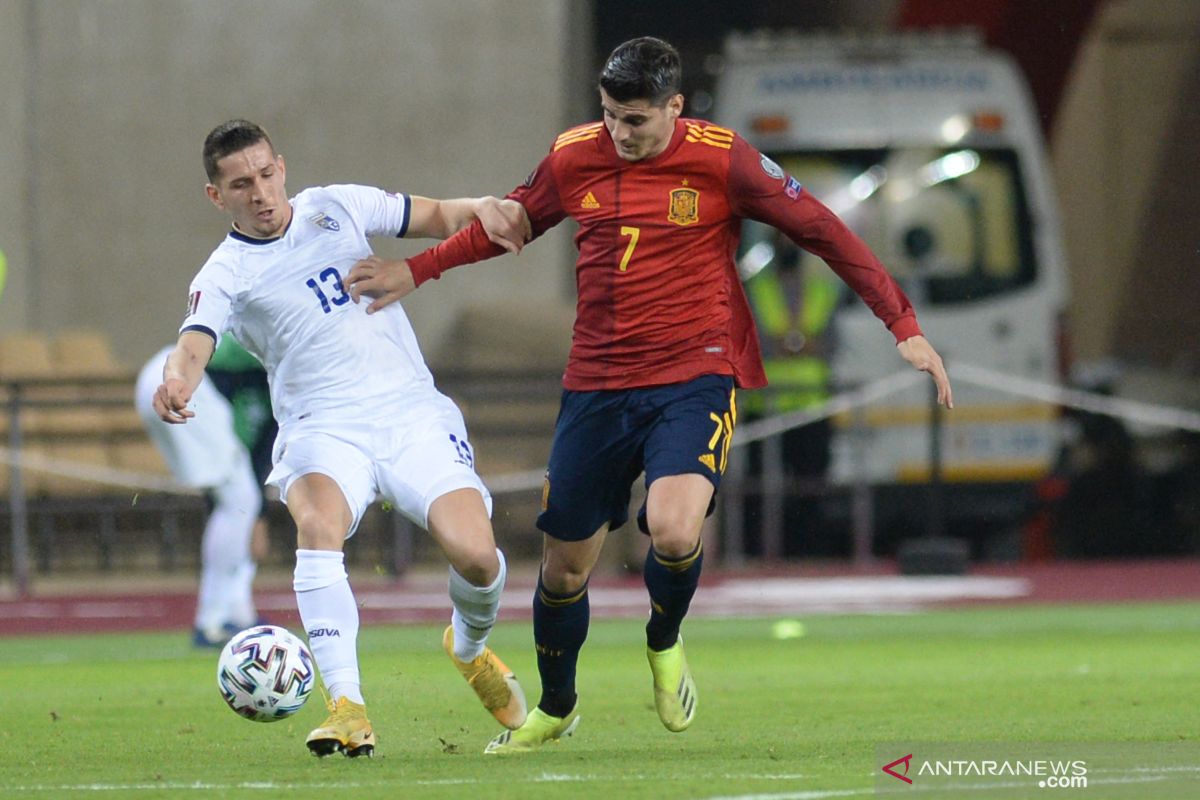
[
  {"left": 203, "top": 119, "right": 275, "bottom": 182},
  {"left": 599, "top": 36, "right": 681, "bottom": 105}
]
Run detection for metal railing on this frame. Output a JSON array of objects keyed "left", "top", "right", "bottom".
[
  {"left": 10, "top": 362, "right": 1196, "bottom": 595},
  {"left": 2, "top": 373, "right": 182, "bottom": 596}
]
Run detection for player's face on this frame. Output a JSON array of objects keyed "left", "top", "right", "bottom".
[
  {"left": 206, "top": 141, "right": 292, "bottom": 239},
  {"left": 600, "top": 89, "right": 683, "bottom": 162}
]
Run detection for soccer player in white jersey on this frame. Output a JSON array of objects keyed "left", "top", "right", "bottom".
[{"left": 153, "top": 119, "right": 533, "bottom": 758}]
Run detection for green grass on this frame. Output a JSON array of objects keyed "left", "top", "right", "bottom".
[{"left": 2, "top": 603, "right": 1198, "bottom": 799}]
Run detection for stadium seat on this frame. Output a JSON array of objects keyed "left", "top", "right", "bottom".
[
  {"left": 102, "top": 406, "right": 147, "bottom": 437},
  {"left": 39, "top": 443, "right": 111, "bottom": 498},
  {"left": 25, "top": 407, "right": 110, "bottom": 438},
  {"left": 0, "top": 332, "right": 55, "bottom": 381},
  {"left": 108, "top": 440, "right": 172, "bottom": 478},
  {"left": 51, "top": 329, "right": 127, "bottom": 378},
  {"left": 0, "top": 443, "right": 47, "bottom": 497}
]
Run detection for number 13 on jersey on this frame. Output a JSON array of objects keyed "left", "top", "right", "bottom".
[{"left": 305, "top": 266, "right": 350, "bottom": 313}]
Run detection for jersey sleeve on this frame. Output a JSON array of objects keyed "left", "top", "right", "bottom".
[
  {"left": 407, "top": 151, "right": 567, "bottom": 286},
  {"left": 326, "top": 184, "right": 412, "bottom": 238},
  {"left": 727, "top": 137, "right": 922, "bottom": 343},
  {"left": 179, "top": 259, "right": 235, "bottom": 345}
]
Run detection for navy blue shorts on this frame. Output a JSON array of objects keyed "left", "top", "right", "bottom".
[{"left": 536, "top": 374, "right": 737, "bottom": 542}]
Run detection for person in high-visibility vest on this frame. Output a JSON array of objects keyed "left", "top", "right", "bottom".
[{"left": 742, "top": 232, "right": 842, "bottom": 554}]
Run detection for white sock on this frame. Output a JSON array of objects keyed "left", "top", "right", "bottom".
[
  {"left": 448, "top": 548, "right": 506, "bottom": 662},
  {"left": 194, "top": 462, "right": 260, "bottom": 632},
  {"left": 294, "top": 549, "right": 363, "bottom": 704}
]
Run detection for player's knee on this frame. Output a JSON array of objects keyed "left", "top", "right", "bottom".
[
  {"left": 540, "top": 559, "right": 591, "bottom": 595},
  {"left": 454, "top": 543, "right": 501, "bottom": 586},
  {"left": 646, "top": 511, "right": 703, "bottom": 558},
  {"left": 293, "top": 509, "right": 349, "bottom": 550}
]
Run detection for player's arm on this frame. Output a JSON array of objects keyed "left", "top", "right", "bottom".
[
  {"left": 153, "top": 330, "right": 216, "bottom": 424},
  {"left": 729, "top": 138, "right": 952, "bottom": 407},
  {"left": 342, "top": 195, "right": 532, "bottom": 313},
  {"left": 405, "top": 195, "right": 531, "bottom": 253},
  {"left": 345, "top": 154, "right": 566, "bottom": 314},
  {"left": 348, "top": 195, "right": 535, "bottom": 314}
]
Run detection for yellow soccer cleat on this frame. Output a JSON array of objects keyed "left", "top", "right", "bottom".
[
  {"left": 443, "top": 625, "right": 527, "bottom": 730},
  {"left": 484, "top": 705, "right": 580, "bottom": 754},
  {"left": 647, "top": 636, "right": 697, "bottom": 732},
  {"left": 305, "top": 696, "right": 375, "bottom": 758}
]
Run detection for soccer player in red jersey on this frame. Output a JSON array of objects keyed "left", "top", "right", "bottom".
[{"left": 345, "top": 37, "right": 952, "bottom": 753}]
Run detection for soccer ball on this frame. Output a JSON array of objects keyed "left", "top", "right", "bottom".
[{"left": 217, "top": 625, "right": 315, "bottom": 722}]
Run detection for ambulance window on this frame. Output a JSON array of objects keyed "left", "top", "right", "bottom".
[{"left": 742, "top": 148, "right": 1036, "bottom": 305}]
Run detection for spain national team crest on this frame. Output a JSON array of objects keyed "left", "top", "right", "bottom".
[{"left": 667, "top": 187, "right": 700, "bottom": 226}]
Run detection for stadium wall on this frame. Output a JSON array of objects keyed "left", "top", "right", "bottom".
[
  {"left": 1052, "top": 0, "right": 1200, "bottom": 368},
  {"left": 0, "top": 0, "right": 32, "bottom": 330},
  {"left": 0, "top": 0, "right": 579, "bottom": 364}
]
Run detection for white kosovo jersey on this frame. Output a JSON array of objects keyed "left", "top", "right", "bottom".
[{"left": 181, "top": 184, "right": 434, "bottom": 426}]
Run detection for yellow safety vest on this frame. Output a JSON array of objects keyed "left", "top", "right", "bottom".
[{"left": 744, "top": 265, "right": 839, "bottom": 414}]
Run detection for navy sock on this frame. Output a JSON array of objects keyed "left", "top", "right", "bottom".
[
  {"left": 533, "top": 573, "right": 589, "bottom": 718},
  {"left": 644, "top": 541, "right": 704, "bottom": 652}
]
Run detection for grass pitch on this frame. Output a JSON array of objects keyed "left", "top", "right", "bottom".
[{"left": 1, "top": 603, "right": 1197, "bottom": 799}]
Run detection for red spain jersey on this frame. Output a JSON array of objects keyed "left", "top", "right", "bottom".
[{"left": 408, "top": 118, "right": 921, "bottom": 391}]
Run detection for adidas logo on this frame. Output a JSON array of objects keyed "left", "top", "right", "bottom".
[
  {"left": 697, "top": 453, "right": 716, "bottom": 473},
  {"left": 580, "top": 191, "right": 600, "bottom": 209}
]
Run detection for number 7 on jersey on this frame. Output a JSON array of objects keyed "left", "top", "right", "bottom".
[{"left": 618, "top": 226, "right": 640, "bottom": 272}]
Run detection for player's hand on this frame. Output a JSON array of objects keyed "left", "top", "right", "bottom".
[
  {"left": 344, "top": 255, "right": 415, "bottom": 314},
  {"left": 477, "top": 197, "right": 531, "bottom": 255},
  {"left": 153, "top": 379, "right": 195, "bottom": 424},
  {"left": 897, "top": 334, "right": 953, "bottom": 408}
]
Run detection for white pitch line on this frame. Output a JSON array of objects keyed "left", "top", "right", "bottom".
[
  {"left": 1, "top": 773, "right": 819, "bottom": 795},
  {"left": 253, "top": 575, "right": 1031, "bottom": 617},
  {"left": 705, "top": 790, "right": 870, "bottom": 800}
]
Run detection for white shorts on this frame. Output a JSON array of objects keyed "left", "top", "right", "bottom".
[
  {"left": 135, "top": 346, "right": 247, "bottom": 488},
  {"left": 265, "top": 390, "right": 491, "bottom": 536}
]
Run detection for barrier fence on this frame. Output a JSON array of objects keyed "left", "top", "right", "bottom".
[{"left": 4, "top": 365, "right": 1199, "bottom": 597}]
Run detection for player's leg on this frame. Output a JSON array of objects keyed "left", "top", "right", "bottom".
[
  {"left": 426, "top": 487, "right": 527, "bottom": 730},
  {"left": 643, "top": 473, "right": 711, "bottom": 649},
  {"left": 376, "top": 392, "right": 527, "bottom": 729},
  {"left": 285, "top": 472, "right": 375, "bottom": 757},
  {"left": 487, "top": 388, "right": 641, "bottom": 754},
  {"left": 642, "top": 474, "right": 709, "bottom": 732},
  {"left": 268, "top": 429, "right": 377, "bottom": 758},
  {"left": 639, "top": 375, "right": 736, "bottom": 732},
  {"left": 484, "top": 530, "right": 603, "bottom": 754},
  {"left": 195, "top": 449, "right": 262, "bottom": 644},
  {"left": 533, "top": 530, "right": 607, "bottom": 716}
]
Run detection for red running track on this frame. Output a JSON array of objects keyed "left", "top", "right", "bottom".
[{"left": 1, "top": 559, "right": 1198, "bottom": 638}]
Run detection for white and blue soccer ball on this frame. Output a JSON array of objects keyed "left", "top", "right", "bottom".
[{"left": 217, "top": 625, "right": 315, "bottom": 722}]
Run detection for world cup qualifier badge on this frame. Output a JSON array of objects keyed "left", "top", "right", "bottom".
[{"left": 759, "top": 154, "right": 785, "bottom": 181}]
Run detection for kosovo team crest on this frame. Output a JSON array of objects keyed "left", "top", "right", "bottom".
[
  {"left": 308, "top": 212, "right": 340, "bottom": 232},
  {"left": 668, "top": 187, "right": 700, "bottom": 226}
]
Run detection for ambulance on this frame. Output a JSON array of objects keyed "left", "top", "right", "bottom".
[{"left": 714, "top": 30, "right": 1070, "bottom": 540}]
